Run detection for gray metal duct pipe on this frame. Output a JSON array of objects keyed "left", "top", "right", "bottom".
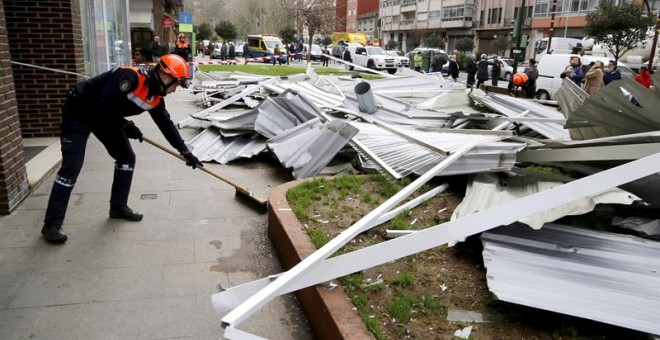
[{"left": 354, "top": 82, "right": 377, "bottom": 114}]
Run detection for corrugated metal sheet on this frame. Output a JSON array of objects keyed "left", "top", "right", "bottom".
[
  {"left": 262, "top": 82, "right": 345, "bottom": 108},
  {"left": 187, "top": 128, "right": 266, "bottom": 164},
  {"left": 452, "top": 173, "right": 639, "bottom": 229},
  {"left": 349, "top": 122, "right": 523, "bottom": 179},
  {"left": 470, "top": 91, "right": 571, "bottom": 140},
  {"left": 564, "top": 77, "right": 660, "bottom": 140},
  {"left": 481, "top": 223, "right": 660, "bottom": 335},
  {"left": 254, "top": 91, "right": 326, "bottom": 138},
  {"left": 266, "top": 119, "right": 359, "bottom": 179}
]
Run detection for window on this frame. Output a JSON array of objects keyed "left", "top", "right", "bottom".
[
  {"left": 417, "top": 12, "right": 428, "bottom": 21},
  {"left": 488, "top": 7, "right": 501, "bottom": 24},
  {"left": 429, "top": 10, "right": 441, "bottom": 20},
  {"left": 442, "top": 4, "right": 474, "bottom": 22}
]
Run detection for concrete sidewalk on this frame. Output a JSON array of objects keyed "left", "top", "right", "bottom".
[{"left": 0, "top": 89, "right": 312, "bottom": 339}]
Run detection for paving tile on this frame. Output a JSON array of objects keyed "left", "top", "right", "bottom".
[
  {"left": 0, "top": 273, "right": 29, "bottom": 308},
  {"left": 10, "top": 270, "right": 99, "bottom": 308},
  {"left": 89, "top": 266, "right": 164, "bottom": 302},
  {"left": 162, "top": 263, "right": 221, "bottom": 296},
  {"left": 0, "top": 208, "right": 44, "bottom": 229},
  {"left": 0, "top": 307, "right": 44, "bottom": 340}
]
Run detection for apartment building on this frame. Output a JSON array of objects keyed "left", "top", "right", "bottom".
[
  {"left": 356, "top": 0, "right": 380, "bottom": 43},
  {"left": 380, "top": 0, "right": 476, "bottom": 52},
  {"left": 347, "top": 0, "right": 358, "bottom": 32},
  {"left": 473, "top": 0, "right": 533, "bottom": 57}
]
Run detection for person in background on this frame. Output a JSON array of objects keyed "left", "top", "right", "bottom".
[
  {"left": 476, "top": 54, "right": 490, "bottom": 89},
  {"left": 243, "top": 43, "right": 250, "bottom": 64},
  {"left": 466, "top": 54, "right": 478, "bottom": 88},
  {"left": 560, "top": 56, "right": 585, "bottom": 86},
  {"left": 603, "top": 60, "right": 622, "bottom": 86},
  {"left": 149, "top": 36, "right": 164, "bottom": 62},
  {"left": 173, "top": 33, "right": 191, "bottom": 62},
  {"left": 413, "top": 51, "right": 423, "bottom": 72},
  {"left": 206, "top": 41, "right": 215, "bottom": 56},
  {"left": 273, "top": 44, "right": 283, "bottom": 65},
  {"left": 322, "top": 48, "right": 330, "bottom": 67},
  {"left": 635, "top": 65, "right": 652, "bottom": 88},
  {"left": 523, "top": 58, "right": 539, "bottom": 98},
  {"left": 584, "top": 60, "right": 604, "bottom": 95},
  {"left": 491, "top": 55, "right": 503, "bottom": 86},
  {"left": 447, "top": 54, "right": 459, "bottom": 82},
  {"left": 341, "top": 45, "right": 352, "bottom": 70},
  {"left": 220, "top": 42, "right": 228, "bottom": 61},
  {"left": 228, "top": 42, "right": 236, "bottom": 61},
  {"left": 430, "top": 50, "right": 447, "bottom": 73},
  {"left": 507, "top": 72, "right": 528, "bottom": 96},
  {"left": 288, "top": 43, "right": 296, "bottom": 62}
]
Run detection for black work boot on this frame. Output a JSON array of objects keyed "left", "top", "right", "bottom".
[
  {"left": 41, "top": 224, "right": 68, "bottom": 244},
  {"left": 109, "top": 204, "right": 143, "bottom": 221}
]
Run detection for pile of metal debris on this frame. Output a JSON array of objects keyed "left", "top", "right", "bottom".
[{"left": 183, "top": 67, "right": 660, "bottom": 339}]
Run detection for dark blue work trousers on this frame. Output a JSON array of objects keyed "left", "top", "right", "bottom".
[{"left": 44, "top": 99, "right": 136, "bottom": 226}]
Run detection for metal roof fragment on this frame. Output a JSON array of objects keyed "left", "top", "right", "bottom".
[
  {"left": 266, "top": 119, "right": 359, "bottom": 179},
  {"left": 452, "top": 173, "right": 639, "bottom": 229},
  {"left": 187, "top": 128, "right": 266, "bottom": 164},
  {"left": 470, "top": 90, "right": 570, "bottom": 140},
  {"left": 482, "top": 223, "right": 660, "bottom": 334}
]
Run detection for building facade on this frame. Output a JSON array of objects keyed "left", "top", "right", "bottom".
[
  {"left": 380, "top": 0, "right": 476, "bottom": 52},
  {"left": 473, "top": 0, "right": 534, "bottom": 57}
]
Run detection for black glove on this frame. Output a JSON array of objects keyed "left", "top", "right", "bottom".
[
  {"left": 181, "top": 151, "right": 203, "bottom": 169},
  {"left": 122, "top": 121, "right": 143, "bottom": 142}
]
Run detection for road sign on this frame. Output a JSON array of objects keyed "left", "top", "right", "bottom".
[{"left": 179, "top": 12, "right": 193, "bottom": 24}]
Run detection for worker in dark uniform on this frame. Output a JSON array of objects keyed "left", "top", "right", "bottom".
[{"left": 41, "top": 54, "right": 202, "bottom": 244}]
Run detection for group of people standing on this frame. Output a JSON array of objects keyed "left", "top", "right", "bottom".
[{"left": 560, "top": 56, "right": 653, "bottom": 96}]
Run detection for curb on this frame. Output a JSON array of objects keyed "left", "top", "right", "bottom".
[{"left": 268, "top": 179, "right": 374, "bottom": 340}]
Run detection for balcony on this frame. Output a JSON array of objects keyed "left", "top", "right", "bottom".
[
  {"left": 400, "top": 19, "right": 415, "bottom": 29},
  {"left": 401, "top": 0, "right": 416, "bottom": 13}
]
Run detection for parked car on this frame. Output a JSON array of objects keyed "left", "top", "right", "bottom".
[
  {"left": 487, "top": 58, "right": 525, "bottom": 81},
  {"left": 347, "top": 45, "right": 398, "bottom": 74},
  {"left": 236, "top": 43, "right": 244, "bottom": 57},
  {"left": 306, "top": 44, "right": 323, "bottom": 61},
  {"left": 385, "top": 50, "right": 409, "bottom": 68},
  {"left": 210, "top": 43, "right": 222, "bottom": 59}
]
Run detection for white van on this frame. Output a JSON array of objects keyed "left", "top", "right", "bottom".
[{"left": 535, "top": 53, "right": 636, "bottom": 100}]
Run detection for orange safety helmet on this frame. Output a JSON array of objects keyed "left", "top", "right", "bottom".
[
  {"left": 158, "top": 54, "right": 191, "bottom": 88},
  {"left": 512, "top": 72, "right": 528, "bottom": 87}
]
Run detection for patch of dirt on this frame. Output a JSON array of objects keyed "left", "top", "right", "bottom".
[{"left": 292, "top": 175, "right": 648, "bottom": 340}]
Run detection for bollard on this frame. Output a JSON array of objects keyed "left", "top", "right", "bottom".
[{"left": 354, "top": 82, "right": 377, "bottom": 114}]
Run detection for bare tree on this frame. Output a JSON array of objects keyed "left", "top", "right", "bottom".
[{"left": 280, "top": 0, "right": 337, "bottom": 61}]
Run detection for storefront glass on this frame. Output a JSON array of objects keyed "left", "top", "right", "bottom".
[{"left": 80, "top": 0, "right": 131, "bottom": 75}]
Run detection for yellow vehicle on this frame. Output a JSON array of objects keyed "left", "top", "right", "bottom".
[
  {"left": 246, "top": 34, "right": 284, "bottom": 58},
  {"left": 332, "top": 32, "right": 367, "bottom": 46}
]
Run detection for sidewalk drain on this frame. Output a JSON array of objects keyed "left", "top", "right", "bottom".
[{"left": 140, "top": 194, "right": 158, "bottom": 200}]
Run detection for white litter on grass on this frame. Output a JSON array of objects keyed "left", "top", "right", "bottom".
[
  {"left": 439, "top": 284, "right": 448, "bottom": 291},
  {"left": 453, "top": 326, "right": 473, "bottom": 339},
  {"left": 410, "top": 218, "right": 418, "bottom": 225},
  {"left": 278, "top": 208, "right": 292, "bottom": 211},
  {"left": 438, "top": 207, "right": 447, "bottom": 214}
]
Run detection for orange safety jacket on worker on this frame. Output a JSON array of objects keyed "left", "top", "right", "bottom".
[
  {"left": 174, "top": 40, "right": 191, "bottom": 61},
  {"left": 70, "top": 66, "right": 187, "bottom": 153}
]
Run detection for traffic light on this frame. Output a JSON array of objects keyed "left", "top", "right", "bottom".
[
  {"left": 520, "top": 34, "right": 529, "bottom": 48},
  {"left": 512, "top": 19, "right": 521, "bottom": 40}
]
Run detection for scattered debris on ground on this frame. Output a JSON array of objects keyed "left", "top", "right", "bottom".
[{"left": 194, "top": 66, "right": 660, "bottom": 338}]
